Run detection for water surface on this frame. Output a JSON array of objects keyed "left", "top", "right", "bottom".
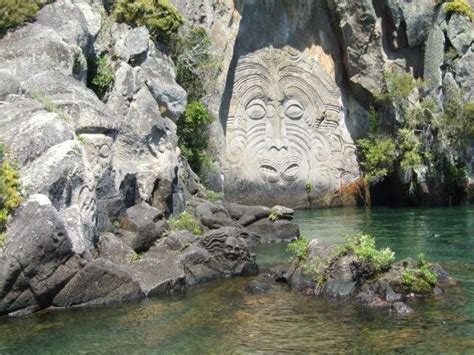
[{"left": 1, "top": 206, "right": 473, "bottom": 353}]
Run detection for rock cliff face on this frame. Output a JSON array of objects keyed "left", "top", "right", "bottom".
[
  {"left": 0, "top": 0, "right": 472, "bottom": 315},
  {"left": 174, "top": 0, "right": 474, "bottom": 207}
]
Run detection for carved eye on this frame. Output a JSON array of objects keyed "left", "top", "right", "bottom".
[
  {"left": 246, "top": 99, "right": 266, "bottom": 120},
  {"left": 285, "top": 100, "right": 304, "bottom": 120}
]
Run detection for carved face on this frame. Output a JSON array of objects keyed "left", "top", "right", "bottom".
[
  {"left": 224, "top": 236, "right": 246, "bottom": 261},
  {"left": 226, "top": 46, "right": 344, "bottom": 187}
]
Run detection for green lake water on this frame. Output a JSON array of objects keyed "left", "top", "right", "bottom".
[{"left": 1, "top": 206, "right": 473, "bottom": 354}]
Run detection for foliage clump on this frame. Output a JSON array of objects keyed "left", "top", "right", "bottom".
[
  {"left": 356, "top": 136, "right": 397, "bottom": 183},
  {"left": 443, "top": 0, "right": 474, "bottom": 21},
  {"left": 402, "top": 253, "right": 438, "bottom": 294},
  {"left": 0, "top": 0, "right": 43, "bottom": 34},
  {"left": 205, "top": 190, "right": 223, "bottom": 202},
  {"left": 287, "top": 238, "right": 309, "bottom": 260},
  {"left": 357, "top": 68, "right": 472, "bottom": 203},
  {"left": 177, "top": 101, "right": 214, "bottom": 176},
  {"left": 113, "top": 0, "right": 183, "bottom": 42},
  {"left": 127, "top": 252, "right": 141, "bottom": 263},
  {"left": 91, "top": 54, "right": 114, "bottom": 99},
  {"left": 0, "top": 144, "right": 22, "bottom": 239},
  {"left": 169, "top": 211, "right": 202, "bottom": 235},
  {"left": 171, "top": 26, "right": 219, "bottom": 101},
  {"left": 343, "top": 233, "right": 395, "bottom": 273}
]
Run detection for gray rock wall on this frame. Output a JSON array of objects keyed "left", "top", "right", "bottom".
[{"left": 178, "top": 0, "right": 473, "bottom": 207}]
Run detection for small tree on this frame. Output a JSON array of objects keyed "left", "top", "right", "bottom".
[{"left": 177, "top": 101, "right": 214, "bottom": 175}]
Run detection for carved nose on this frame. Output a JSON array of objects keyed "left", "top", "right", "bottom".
[{"left": 266, "top": 101, "right": 287, "bottom": 151}]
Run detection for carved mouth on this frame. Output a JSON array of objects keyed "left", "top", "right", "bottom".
[
  {"left": 225, "top": 252, "right": 239, "bottom": 261},
  {"left": 258, "top": 156, "right": 301, "bottom": 183}
]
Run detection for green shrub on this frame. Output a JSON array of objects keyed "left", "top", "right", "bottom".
[
  {"left": 398, "top": 128, "right": 422, "bottom": 171},
  {"left": 287, "top": 238, "right": 309, "bottom": 260},
  {"left": 171, "top": 26, "right": 219, "bottom": 100},
  {"left": 0, "top": 149, "right": 22, "bottom": 234},
  {"left": 177, "top": 101, "right": 214, "bottom": 176},
  {"left": 113, "top": 0, "right": 183, "bottom": 42},
  {"left": 376, "top": 70, "right": 419, "bottom": 104},
  {"left": 443, "top": 0, "right": 473, "bottom": 21},
  {"left": 356, "top": 136, "right": 397, "bottom": 183},
  {"left": 0, "top": 0, "right": 42, "bottom": 33},
  {"left": 206, "top": 190, "right": 223, "bottom": 202},
  {"left": 402, "top": 255, "right": 437, "bottom": 294},
  {"left": 91, "top": 55, "right": 114, "bottom": 99},
  {"left": 169, "top": 211, "right": 202, "bottom": 235},
  {"left": 344, "top": 233, "right": 395, "bottom": 273}
]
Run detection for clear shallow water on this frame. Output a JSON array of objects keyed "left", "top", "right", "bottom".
[{"left": 1, "top": 206, "right": 473, "bottom": 354}]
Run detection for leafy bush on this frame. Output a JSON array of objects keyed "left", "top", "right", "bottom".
[
  {"left": 397, "top": 128, "right": 422, "bottom": 171},
  {"left": 177, "top": 101, "right": 214, "bottom": 176},
  {"left": 344, "top": 233, "right": 395, "bottom": 273},
  {"left": 402, "top": 254, "right": 437, "bottom": 294},
  {"left": 375, "top": 70, "right": 420, "bottom": 104},
  {"left": 287, "top": 238, "right": 309, "bottom": 260},
  {"left": 91, "top": 55, "right": 114, "bottom": 99},
  {"left": 0, "top": 0, "right": 42, "bottom": 34},
  {"left": 169, "top": 211, "right": 202, "bottom": 235},
  {"left": 356, "top": 136, "right": 397, "bottom": 183},
  {"left": 443, "top": 0, "right": 473, "bottom": 21},
  {"left": 113, "top": 0, "right": 183, "bottom": 42},
  {"left": 171, "top": 26, "right": 219, "bottom": 100},
  {"left": 0, "top": 147, "right": 22, "bottom": 234}
]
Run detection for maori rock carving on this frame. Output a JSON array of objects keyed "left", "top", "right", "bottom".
[
  {"left": 200, "top": 227, "right": 258, "bottom": 275},
  {"left": 225, "top": 46, "right": 359, "bottom": 202}
]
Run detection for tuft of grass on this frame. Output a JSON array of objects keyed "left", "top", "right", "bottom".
[
  {"left": 206, "top": 190, "right": 223, "bottom": 202},
  {"left": 169, "top": 211, "right": 202, "bottom": 235},
  {"left": 269, "top": 209, "right": 280, "bottom": 222},
  {"left": 30, "top": 91, "right": 72, "bottom": 123},
  {"left": 127, "top": 252, "right": 141, "bottom": 263}
]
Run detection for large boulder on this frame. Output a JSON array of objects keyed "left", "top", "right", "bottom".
[
  {"left": 52, "top": 258, "right": 144, "bottom": 307},
  {"left": 0, "top": 195, "right": 84, "bottom": 316},
  {"left": 121, "top": 202, "right": 167, "bottom": 252},
  {"left": 98, "top": 233, "right": 136, "bottom": 265}
]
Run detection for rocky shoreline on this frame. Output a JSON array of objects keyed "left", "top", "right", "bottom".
[{"left": 0, "top": 195, "right": 299, "bottom": 316}]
